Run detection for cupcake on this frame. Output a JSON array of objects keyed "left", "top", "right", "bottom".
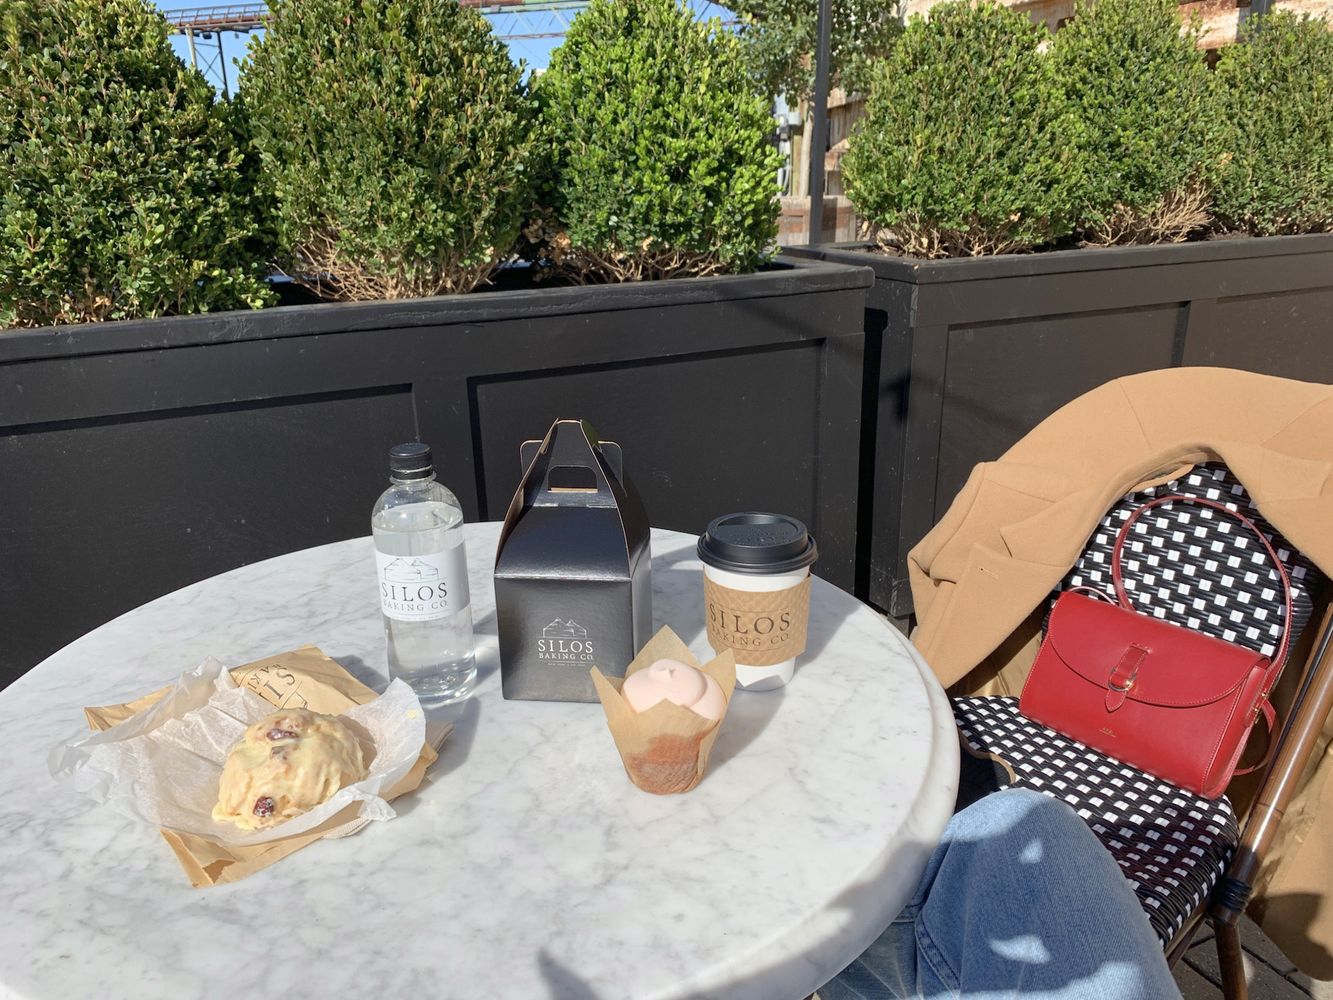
[{"left": 590, "top": 626, "right": 736, "bottom": 794}]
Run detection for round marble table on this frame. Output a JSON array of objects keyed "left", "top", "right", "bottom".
[{"left": 0, "top": 524, "right": 957, "bottom": 1000}]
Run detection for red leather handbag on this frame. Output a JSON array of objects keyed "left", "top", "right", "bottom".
[{"left": 1019, "top": 494, "right": 1291, "bottom": 799}]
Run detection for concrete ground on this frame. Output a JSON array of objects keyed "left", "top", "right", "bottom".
[{"left": 1176, "top": 916, "right": 1333, "bottom": 999}]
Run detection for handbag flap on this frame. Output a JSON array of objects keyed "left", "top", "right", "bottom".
[{"left": 1045, "top": 593, "right": 1267, "bottom": 708}]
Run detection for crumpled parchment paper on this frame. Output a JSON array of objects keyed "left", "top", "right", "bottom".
[{"left": 50, "top": 655, "right": 427, "bottom": 848}]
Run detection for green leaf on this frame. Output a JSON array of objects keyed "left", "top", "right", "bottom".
[
  {"left": 1211, "top": 12, "right": 1333, "bottom": 235},
  {"left": 535, "top": 0, "right": 782, "bottom": 278},
  {"left": 843, "top": 1, "right": 1084, "bottom": 256},
  {"left": 0, "top": 0, "right": 274, "bottom": 327},
  {"left": 240, "top": 0, "right": 539, "bottom": 298}
]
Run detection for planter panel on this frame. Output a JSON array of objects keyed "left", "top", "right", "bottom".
[
  {"left": 1188, "top": 287, "right": 1333, "bottom": 381},
  {"left": 789, "top": 234, "right": 1333, "bottom": 618},
  {"left": 475, "top": 343, "right": 821, "bottom": 535},
  {"left": 1, "top": 387, "right": 413, "bottom": 685},
  {"left": 0, "top": 260, "right": 871, "bottom": 687},
  {"left": 936, "top": 306, "right": 1181, "bottom": 511}
]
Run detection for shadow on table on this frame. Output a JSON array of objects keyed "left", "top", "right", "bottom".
[
  {"left": 425, "top": 696, "right": 482, "bottom": 774},
  {"left": 385, "top": 696, "right": 482, "bottom": 820},
  {"left": 328, "top": 653, "right": 390, "bottom": 694},
  {"left": 527, "top": 837, "right": 934, "bottom": 1000},
  {"left": 799, "top": 577, "right": 859, "bottom": 665},
  {"left": 328, "top": 650, "right": 484, "bottom": 817},
  {"left": 538, "top": 949, "right": 604, "bottom": 1000},
  {"left": 709, "top": 686, "right": 785, "bottom": 772},
  {"left": 647, "top": 547, "right": 709, "bottom": 646},
  {"left": 472, "top": 607, "right": 499, "bottom": 687},
  {"left": 523, "top": 841, "right": 940, "bottom": 1000}
]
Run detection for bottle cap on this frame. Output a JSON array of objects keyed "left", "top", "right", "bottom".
[
  {"left": 389, "top": 442, "right": 433, "bottom": 480},
  {"left": 697, "top": 512, "right": 818, "bottom": 575}
]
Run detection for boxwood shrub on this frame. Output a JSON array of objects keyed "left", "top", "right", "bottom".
[
  {"left": 535, "top": 0, "right": 782, "bottom": 281},
  {"left": 0, "top": 0, "right": 272, "bottom": 328},
  {"left": 1051, "top": 0, "right": 1219, "bottom": 244},
  {"left": 842, "top": 1, "right": 1084, "bottom": 257},
  {"left": 1212, "top": 13, "right": 1333, "bottom": 235},
  {"left": 242, "top": 0, "right": 539, "bottom": 300}
]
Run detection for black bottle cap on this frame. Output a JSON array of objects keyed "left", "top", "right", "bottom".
[
  {"left": 389, "top": 442, "right": 433, "bottom": 480},
  {"left": 697, "top": 512, "right": 818, "bottom": 575}
]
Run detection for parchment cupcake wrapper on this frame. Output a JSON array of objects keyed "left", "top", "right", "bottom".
[{"left": 590, "top": 626, "right": 736, "bottom": 794}]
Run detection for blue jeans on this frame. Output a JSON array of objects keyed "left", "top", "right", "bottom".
[{"left": 821, "top": 789, "right": 1182, "bottom": 1000}]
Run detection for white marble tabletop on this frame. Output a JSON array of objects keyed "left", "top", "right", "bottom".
[{"left": 0, "top": 524, "right": 958, "bottom": 1000}]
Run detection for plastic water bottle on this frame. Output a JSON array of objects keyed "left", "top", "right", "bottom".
[{"left": 371, "top": 442, "right": 476, "bottom": 706}]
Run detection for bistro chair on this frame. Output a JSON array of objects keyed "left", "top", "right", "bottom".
[{"left": 950, "top": 462, "right": 1333, "bottom": 1000}]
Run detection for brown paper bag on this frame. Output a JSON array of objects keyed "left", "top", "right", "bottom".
[
  {"left": 590, "top": 627, "right": 736, "bottom": 794},
  {"left": 84, "top": 645, "right": 445, "bottom": 887}
]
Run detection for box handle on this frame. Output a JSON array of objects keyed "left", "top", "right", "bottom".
[
  {"left": 516, "top": 420, "right": 623, "bottom": 510},
  {"left": 520, "top": 437, "right": 623, "bottom": 482}
]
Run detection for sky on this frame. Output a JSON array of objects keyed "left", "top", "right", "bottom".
[{"left": 154, "top": 1, "right": 734, "bottom": 92}]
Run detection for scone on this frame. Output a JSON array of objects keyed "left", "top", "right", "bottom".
[{"left": 213, "top": 708, "right": 368, "bottom": 832}]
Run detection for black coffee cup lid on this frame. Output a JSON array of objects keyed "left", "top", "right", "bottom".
[{"left": 697, "top": 512, "right": 818, "bottom": 575}]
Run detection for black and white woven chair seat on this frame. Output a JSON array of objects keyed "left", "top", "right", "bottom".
[
  {"left": 952, "top": 463, "right": 1325, "bottom": 947},
  {"left": 954, "top": 695, "right": 1237, "bottom": 945}
]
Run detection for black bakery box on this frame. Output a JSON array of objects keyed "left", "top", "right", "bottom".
[{"left": 494, "top": 419, "right": 653, "bottom": 702}]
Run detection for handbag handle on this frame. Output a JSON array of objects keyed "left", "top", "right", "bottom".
[
  {"left": 1112, "top": 494, "right": 1293, "bottom": 780},
  {"left": 1110, "top": 494, "right": 1294, "bottom": 680}
]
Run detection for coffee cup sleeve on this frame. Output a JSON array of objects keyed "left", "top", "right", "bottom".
[{"left": 703, "top": 575, "right": 811, "bottom": 667}]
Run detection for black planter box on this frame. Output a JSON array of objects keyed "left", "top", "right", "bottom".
[
  {"left": 0, "top": 257, "right": 871, "bottom": 687},
  {"left": 788, "top": 234, "right": 1333, "bottom": 617}
]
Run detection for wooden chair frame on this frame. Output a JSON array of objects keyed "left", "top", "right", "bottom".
[{"left": 1162, "top": 598, "right": 1333, "bottom": 999}]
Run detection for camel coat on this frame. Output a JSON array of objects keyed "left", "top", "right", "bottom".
[{"left": 908, "top": 367, "right": 1333, "bottom": 976}]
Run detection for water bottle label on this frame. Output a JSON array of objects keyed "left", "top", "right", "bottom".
[{"left": 376, "top": 545, "right": 471, "bottom": 622}]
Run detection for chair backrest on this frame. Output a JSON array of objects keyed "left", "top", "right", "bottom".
[
  {"left": 1051, "top": 462, "right": 1324, "bottom": 661},
  {"left": 1040, "top": 462, "right": 1333, "bottom": 934}
]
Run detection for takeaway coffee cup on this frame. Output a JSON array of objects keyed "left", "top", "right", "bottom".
[{"left": 697, "top": 512, "right": 818, "bottom": 691}]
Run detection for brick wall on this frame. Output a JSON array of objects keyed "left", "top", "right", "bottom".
[
  {"left": 777, "top": 196, "right": 860, "bottom": 246},
  {"left": 901, "top": 0, "right": 1333, "bottom": 46}
]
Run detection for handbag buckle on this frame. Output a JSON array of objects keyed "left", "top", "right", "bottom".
[
  {"left": 1105, "top": 644, "right": 1149, "bottom": 713},
  {"left": 1251, "top": 692, "right": 1268, "bottom": 722}
]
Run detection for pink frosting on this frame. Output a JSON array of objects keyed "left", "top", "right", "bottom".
[{"left": 622, "top": 658, "right": 726, "bottom": 721}]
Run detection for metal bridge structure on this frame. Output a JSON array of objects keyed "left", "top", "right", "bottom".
[
  {"left": 162, "top": 0, "right": 738, "bottom": 94},
  {"left": 162, "top": 5, "right": 265, "bottom": 97}
]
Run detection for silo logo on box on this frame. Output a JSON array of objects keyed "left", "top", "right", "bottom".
[{"left": 537, "top": 619, "right": 596, "bottom": 661}]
